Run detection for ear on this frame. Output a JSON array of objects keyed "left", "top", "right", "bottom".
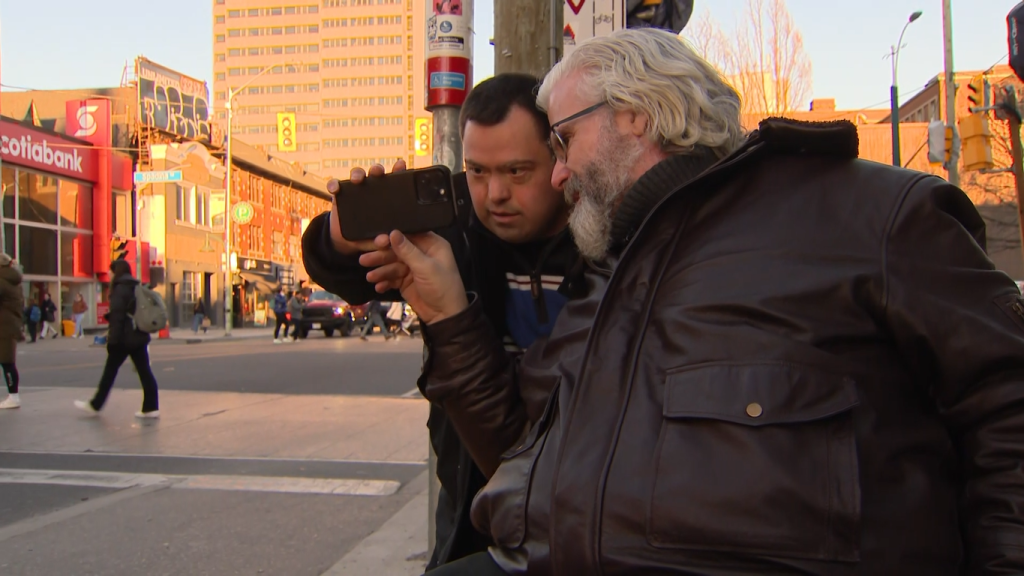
[{"left": 617, "top": 110, "right": 649, "bottom": 138}]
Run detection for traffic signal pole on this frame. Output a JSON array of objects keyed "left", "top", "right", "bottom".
[
  {"left": 423, "top": 0, "right": 473, "bottom": 557},
  {"left": 942, "top": 0, "right": 960, "bottom": 187}
]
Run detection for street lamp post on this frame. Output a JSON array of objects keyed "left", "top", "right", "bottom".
[
  {"left": 890, "top": 10, "right": 923, "bottom": 167},
  {"left": 222, "top": 61, "right": 296, "bottom": 336}
]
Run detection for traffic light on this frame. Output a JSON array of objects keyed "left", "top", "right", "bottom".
[
  {"left": 277, "top": 112, "right": 296, "bottom": 152},
  {"left": 927, "top": 120, "right": 954, "bottom": 165},
  {"left": 110, "top": 236, "right": 129, "bottom": 262},
  {"left": 415, "top": 118, "right": 432, "bottom": 157},
  {"left": 966, "top": 75, "right": 986, "bottom": 111},
  {"left": 958, "top": 112, "right": 995, "bottom": 172}
]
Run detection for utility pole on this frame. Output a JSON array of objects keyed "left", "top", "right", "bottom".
[
  {"left": 998, "top": 87, "right": 1024, "bottom": 268},
  {"left": 494, "top": 0, "right": 562, "bottom": 76},
  {"left": 942, "top": 0, "right": 960, "bottom": 187},
  {"left": 424, "top": 0, "right": 474, "bottom": 558}
]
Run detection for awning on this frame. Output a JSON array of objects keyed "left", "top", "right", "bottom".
[{"left": 238, "top": 271, "right": 280, "bottom": 295}]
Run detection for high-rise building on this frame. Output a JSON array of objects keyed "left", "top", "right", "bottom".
[{"left": 212, "top": 0, "right": 429, "bottom": 178}]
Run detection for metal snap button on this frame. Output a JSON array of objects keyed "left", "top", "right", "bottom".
[{"left": 746, "top": 402, "right": 763, "bottom": 418}]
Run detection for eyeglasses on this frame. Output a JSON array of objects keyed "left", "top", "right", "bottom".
[{"left": 549, "top": 102, "right": 605, "bottom": 163}]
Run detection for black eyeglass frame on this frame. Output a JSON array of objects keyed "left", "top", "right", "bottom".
[{"left": 549, "top": 102, "right": 606, "bottom": 162}]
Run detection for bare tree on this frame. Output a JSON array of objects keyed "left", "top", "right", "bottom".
[{"left": 683, "top": 0, "right": 813, "bottom": 114}]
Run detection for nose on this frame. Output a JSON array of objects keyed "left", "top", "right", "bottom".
[
  {"left": 488, "top": 176, "right": 511, "bottom": 203},
  {"left": 551, "top": 159, "right": 571, "bottom": 191}
]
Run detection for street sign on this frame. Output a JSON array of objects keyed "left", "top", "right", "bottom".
[
  {"left": 231, "top": 201, "right": 255, "bottom": 225},
  {"left": 133, "top": 170, "right": 182, "bottom": 184}
]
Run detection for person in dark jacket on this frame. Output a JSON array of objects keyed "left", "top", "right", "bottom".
[
  {"left": 359, "top": 300, "right": 392, "bottom": 341},
  {"left": 23, "top": 300, "right": 40, "bottom": 344},
  {"left": 75, "top": 260, "right": 159, "bottom": 419},
  {"left": 39, "top": 292, "right": 59, "bottom": 339},
  {"left": 367, "top": 29, "right": 1024, "bottom": 576},
  {"left": 191, "top": 299, "right": 207, "bottom": 334},
  {"left": 0, "top": 255, "right": 24, "bottom": 409},
  {"left": 286, "top": 291, "right": 304, "bottom": 341},
  {"left": 301, "top": 74, "right": 577, "bottom": 569},
  {"left": 272, "top": 288, "right": 289, "bottom": 343}
]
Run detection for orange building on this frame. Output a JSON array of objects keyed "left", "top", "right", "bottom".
[{"left": 211, "top": 0, "right": 431, "bottom": 179}]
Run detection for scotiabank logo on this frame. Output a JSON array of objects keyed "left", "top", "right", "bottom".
[
  {"left": 74, "top": 105, "right": 99, "bottom": 138},
  {"left": 0, "top": 134, "right": 84, "bottom": 173}
]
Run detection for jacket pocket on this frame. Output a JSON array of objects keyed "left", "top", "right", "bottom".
[
  {"left": 646, "top": 362, "right": 861, "bottom": 562},
  {"left": 472, "top": 380, "right": 560, "bottom": 549}
]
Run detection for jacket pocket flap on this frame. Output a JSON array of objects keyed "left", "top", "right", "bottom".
[{"left": 663, "top": 362, "right": 859, "bottom": 426}]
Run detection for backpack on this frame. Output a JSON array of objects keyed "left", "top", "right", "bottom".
[
  {"left": 131, "top": 284, "right": 168, "bottom": 333},
  {"left": 29, "top": 305, "right": 41, "bottom": 323}
]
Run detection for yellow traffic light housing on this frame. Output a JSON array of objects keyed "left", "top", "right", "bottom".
[
  {"left": 110, "top": 236, "right": 129, "bottom": 262},
  {"left": 415, "top": 118, "right": 432, "bottom": 157},
  {"left": 966, "top": 75, "right": 985, "bottom": 111},
  {"left": 958, "top": 112, "right": 994, "bottom": 172},
  {"left": 277, "top": 112, "right": 297, "bottom": 152}
]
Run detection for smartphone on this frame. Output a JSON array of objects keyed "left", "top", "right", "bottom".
[{"left": 334, "top": 165, "right": 457, "bottom": 241}]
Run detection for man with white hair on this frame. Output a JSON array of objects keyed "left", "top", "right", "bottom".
[{"left": 360, "top": 29, "right": 1024, "bottom": 575}]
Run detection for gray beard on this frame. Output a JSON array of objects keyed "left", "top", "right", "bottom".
[{"left": 564, "top": 134, "right": 642, "bottom": 261}]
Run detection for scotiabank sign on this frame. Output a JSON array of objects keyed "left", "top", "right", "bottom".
[{"left": 0, "top": 119, "right": 98, "bottom": 182}]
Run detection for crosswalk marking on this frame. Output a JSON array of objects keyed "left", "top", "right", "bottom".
[{"left": 0, "top": 468, "right": 401, "bottom": 497}]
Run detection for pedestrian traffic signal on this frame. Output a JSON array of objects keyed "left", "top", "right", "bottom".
[
  {"left": 958, "top": 112, "right": 995, "bottom": 172},
  {"left": 110, "top": 236, "right": 129, "bottom": 262},
  {"left": 927, "top": 120, "right": 954, "bottom": 165},
  {"left": 277, "top": 112, "right": 296, "bottom": 152},
  {"left": 415, "top": 118, "right": 432, "bottom": 157},
  {"left": 966, "top": 75, "right": 986, "bottom": 111}
]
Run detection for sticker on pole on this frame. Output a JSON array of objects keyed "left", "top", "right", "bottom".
[
  {"left": 430, "top": 72, "right": 466, "bottom": 90},
  {"left": 231, "top": 201, "right": 255, "bottom": 225}
]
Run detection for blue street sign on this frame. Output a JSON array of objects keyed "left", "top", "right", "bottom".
[{"left": 133, "top": 170, "right": 183, "bottom": 184}]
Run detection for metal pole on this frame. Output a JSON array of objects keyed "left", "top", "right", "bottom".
[
  {"left": 135, "top": 184, "right": 145, "bottom": 281},
  {"left": 891, "top": 84, "right": 901, "bottom": 166},
  {"left": 549, "top": 0, "right": 559, "bottom": 69},
  {"left": 224, "top": 97, "right": 234, "bottom": 336},
  {"left": 942, "top": 0, "right": 960, "bottom": 187},
  {"left": 1003, "top": 89, "right": 1024, "bottom": 270}
]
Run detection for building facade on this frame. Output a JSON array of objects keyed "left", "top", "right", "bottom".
[
  {"left": 211, "top": 0, "right": 431, "bottom": 178},
  {"left": 0, "top": 112, "right": 135, "bottom": 332}
]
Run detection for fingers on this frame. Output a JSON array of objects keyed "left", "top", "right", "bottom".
[
  {"left": 392, "top": 159, "right": 407, "bottom": 173},
  {"left": 389, "top": 231, "right": 430, "bottom": 269},
  {"left": 366, "top": 261, "right": 411, "bottom": 285},
  {"left": 349, "top": 168, "right": 365, "bottom": 184},
  {"left": 358, "top": 247, "right": 399, "bottom": 268}
]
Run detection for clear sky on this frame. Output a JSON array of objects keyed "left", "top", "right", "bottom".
[{"left": 0, "top": 0, "right": 1007, "bottom": 111}]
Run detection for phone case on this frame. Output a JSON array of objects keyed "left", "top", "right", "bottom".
[{"left": 336, "top": 166, "right": 456, "bottom": 241}]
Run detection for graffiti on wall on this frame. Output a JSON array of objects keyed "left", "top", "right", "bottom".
[{"left": 137, "top": 58, "right": 211, "bottom": 141}]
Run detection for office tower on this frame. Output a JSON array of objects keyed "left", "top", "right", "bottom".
[{"left": 212, "top": 0, "right": 428, "bottom": 178}]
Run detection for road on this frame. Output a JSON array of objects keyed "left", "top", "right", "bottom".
[{"left": 0, "top": 332, "right": 431, "bottom": 576}]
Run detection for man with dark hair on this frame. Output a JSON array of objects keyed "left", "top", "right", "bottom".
[{"left": 301, "top": 73, "right": 577, "bottom": 569}]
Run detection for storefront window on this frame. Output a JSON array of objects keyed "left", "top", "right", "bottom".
[
  {"left": 2, "top": 167, "right": 14, "bottom": 220},
  {"left": 17, "top": 171, "right": 58, "bottom": 225},
  {"left": 2, "top": 224, "right": 13, "bottom": 258},
  {"left": 19, "top": 225, "right": 58, "bottom": 276},
  {"left": 59, "top": 180, "right": 93, "bottom": 230},
  {"left": 60, "top": 230, "right": 94, "bottom": 278}
]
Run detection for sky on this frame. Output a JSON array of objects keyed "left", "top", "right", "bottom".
[{"left": 0, "top": 0, "right": 1008, "bottom": 111}]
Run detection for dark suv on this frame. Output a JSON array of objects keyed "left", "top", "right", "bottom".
[{"left": 295, "top": 290, "right": 367, "bottom": 338}]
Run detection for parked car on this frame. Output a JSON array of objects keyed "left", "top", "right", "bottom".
[{"left": 294, "top": 290, "right": 368, "bottom": 338}]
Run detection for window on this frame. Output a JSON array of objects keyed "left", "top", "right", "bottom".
[
  {"left": 60, "top": 230, "right": 93, "bottom": 279},
  {"left": 20, "top": 225, "right": 57, "bottom": 276},
  {"left": 271, "top": 27, "right": 283, "bottom": 36},
  {"left": 175, "top": 185, "right": 192, "bottom": 223},
  {"left": 216, "top": 34, "right": 225, "bottom": 43},
  {"left": 17, "top": 171, "right": 58, "bottom": 225},
  {"left": 58, "top": 180, "right": 92, "bottom": 229},
  {"left": 228, "top": 29, "right": 241, "bottom": 37},
  {"left": 228, "top": 9, "right": 240, "bottom": 17},
  {"left": 216, "top": 72, "right": 226, "bottom": 81},
  {"left": 248, "top": 8, "right": 259, "bottom": 16},
  {"left": 182, "top": 272, "right": 202, "bottom": 304},
  {"left": 216, "top": 15, "right": 225, "bottom": 23}
]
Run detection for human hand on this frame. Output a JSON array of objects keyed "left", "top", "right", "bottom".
[
  {"left": 327, "top": 159, "right": 408, "bottom": 256},
  {"left": 361, "top": 231, "right": 468, "bottom": 325}
]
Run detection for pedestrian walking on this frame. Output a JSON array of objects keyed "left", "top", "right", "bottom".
[
  {"left": 71, "top": 293, "right": 88, "bottom": 339},
  {"left": 385, "top": 301, "right": 404, "bottom": 337},
  {"left": 24, "top": 301, "right": 40, "bottom": 343},
  {"left": 75, "top": 260, "right": 160, "bottom": 419},
  {"left": 272, "top": 288, "right": 289, "bottom": 343},
  {"left": 359, "top": 300, "right": 391, "bottom": 341},
  {"left": 191, "top": 299, "right": 207, "bottom": 334},
  {"left": 39, "top": 293, "right": 59, "bottom": 339},
  {"left": 0, "top": 255, "right": 24, "bottom": 409},
  {"left": 287, "top": 291, "right": 303, "bottom": 341}
]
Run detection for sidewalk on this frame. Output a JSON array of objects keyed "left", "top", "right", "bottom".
[{"left": 20, "top": 327, "right": 277, "bottom": 351}]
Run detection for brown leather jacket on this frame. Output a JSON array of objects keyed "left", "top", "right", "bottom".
[{"left": 421, "top": 120, "right": 1024, "bottom": 575}]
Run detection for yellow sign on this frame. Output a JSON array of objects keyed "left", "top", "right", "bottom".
[{"left": 415, "top": 118, "right": 431, "bottom": 157}]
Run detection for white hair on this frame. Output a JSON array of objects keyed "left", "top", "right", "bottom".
[{"left": 538, "top": 28, "right": 745, "bottom": 158}]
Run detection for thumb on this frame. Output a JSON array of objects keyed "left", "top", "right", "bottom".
[{"left": 389, "top": 230, "right": 429, "bottom": 268}]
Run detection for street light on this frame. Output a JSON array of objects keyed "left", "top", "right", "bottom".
[
  {"left": 890, "top": 10, "right": 923, "bottom": 167},
  {"left": 222, "top": 61, "right": 298, "bottom": 336}
]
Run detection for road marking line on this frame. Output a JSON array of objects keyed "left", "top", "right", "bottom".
[
  {"left": 400, "top": 388, "right": 423, "bottom": 399},
  {"left": 0, "top": 450, "right": 428, "bottom": 467},
  {"left": 0, "top": 468, "right": 401, "bottom": 497}
]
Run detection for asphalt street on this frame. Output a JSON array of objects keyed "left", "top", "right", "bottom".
[
  {"left": 0, "top": 332, "right": 432, "bottom": 575},
  {"left": 16, "top": 332, "right": 426, "bottom": 397}
]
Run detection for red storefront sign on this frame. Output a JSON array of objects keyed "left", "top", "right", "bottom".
[{"left": 0, "top": 118, "right": 98, "bottom": 181}]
